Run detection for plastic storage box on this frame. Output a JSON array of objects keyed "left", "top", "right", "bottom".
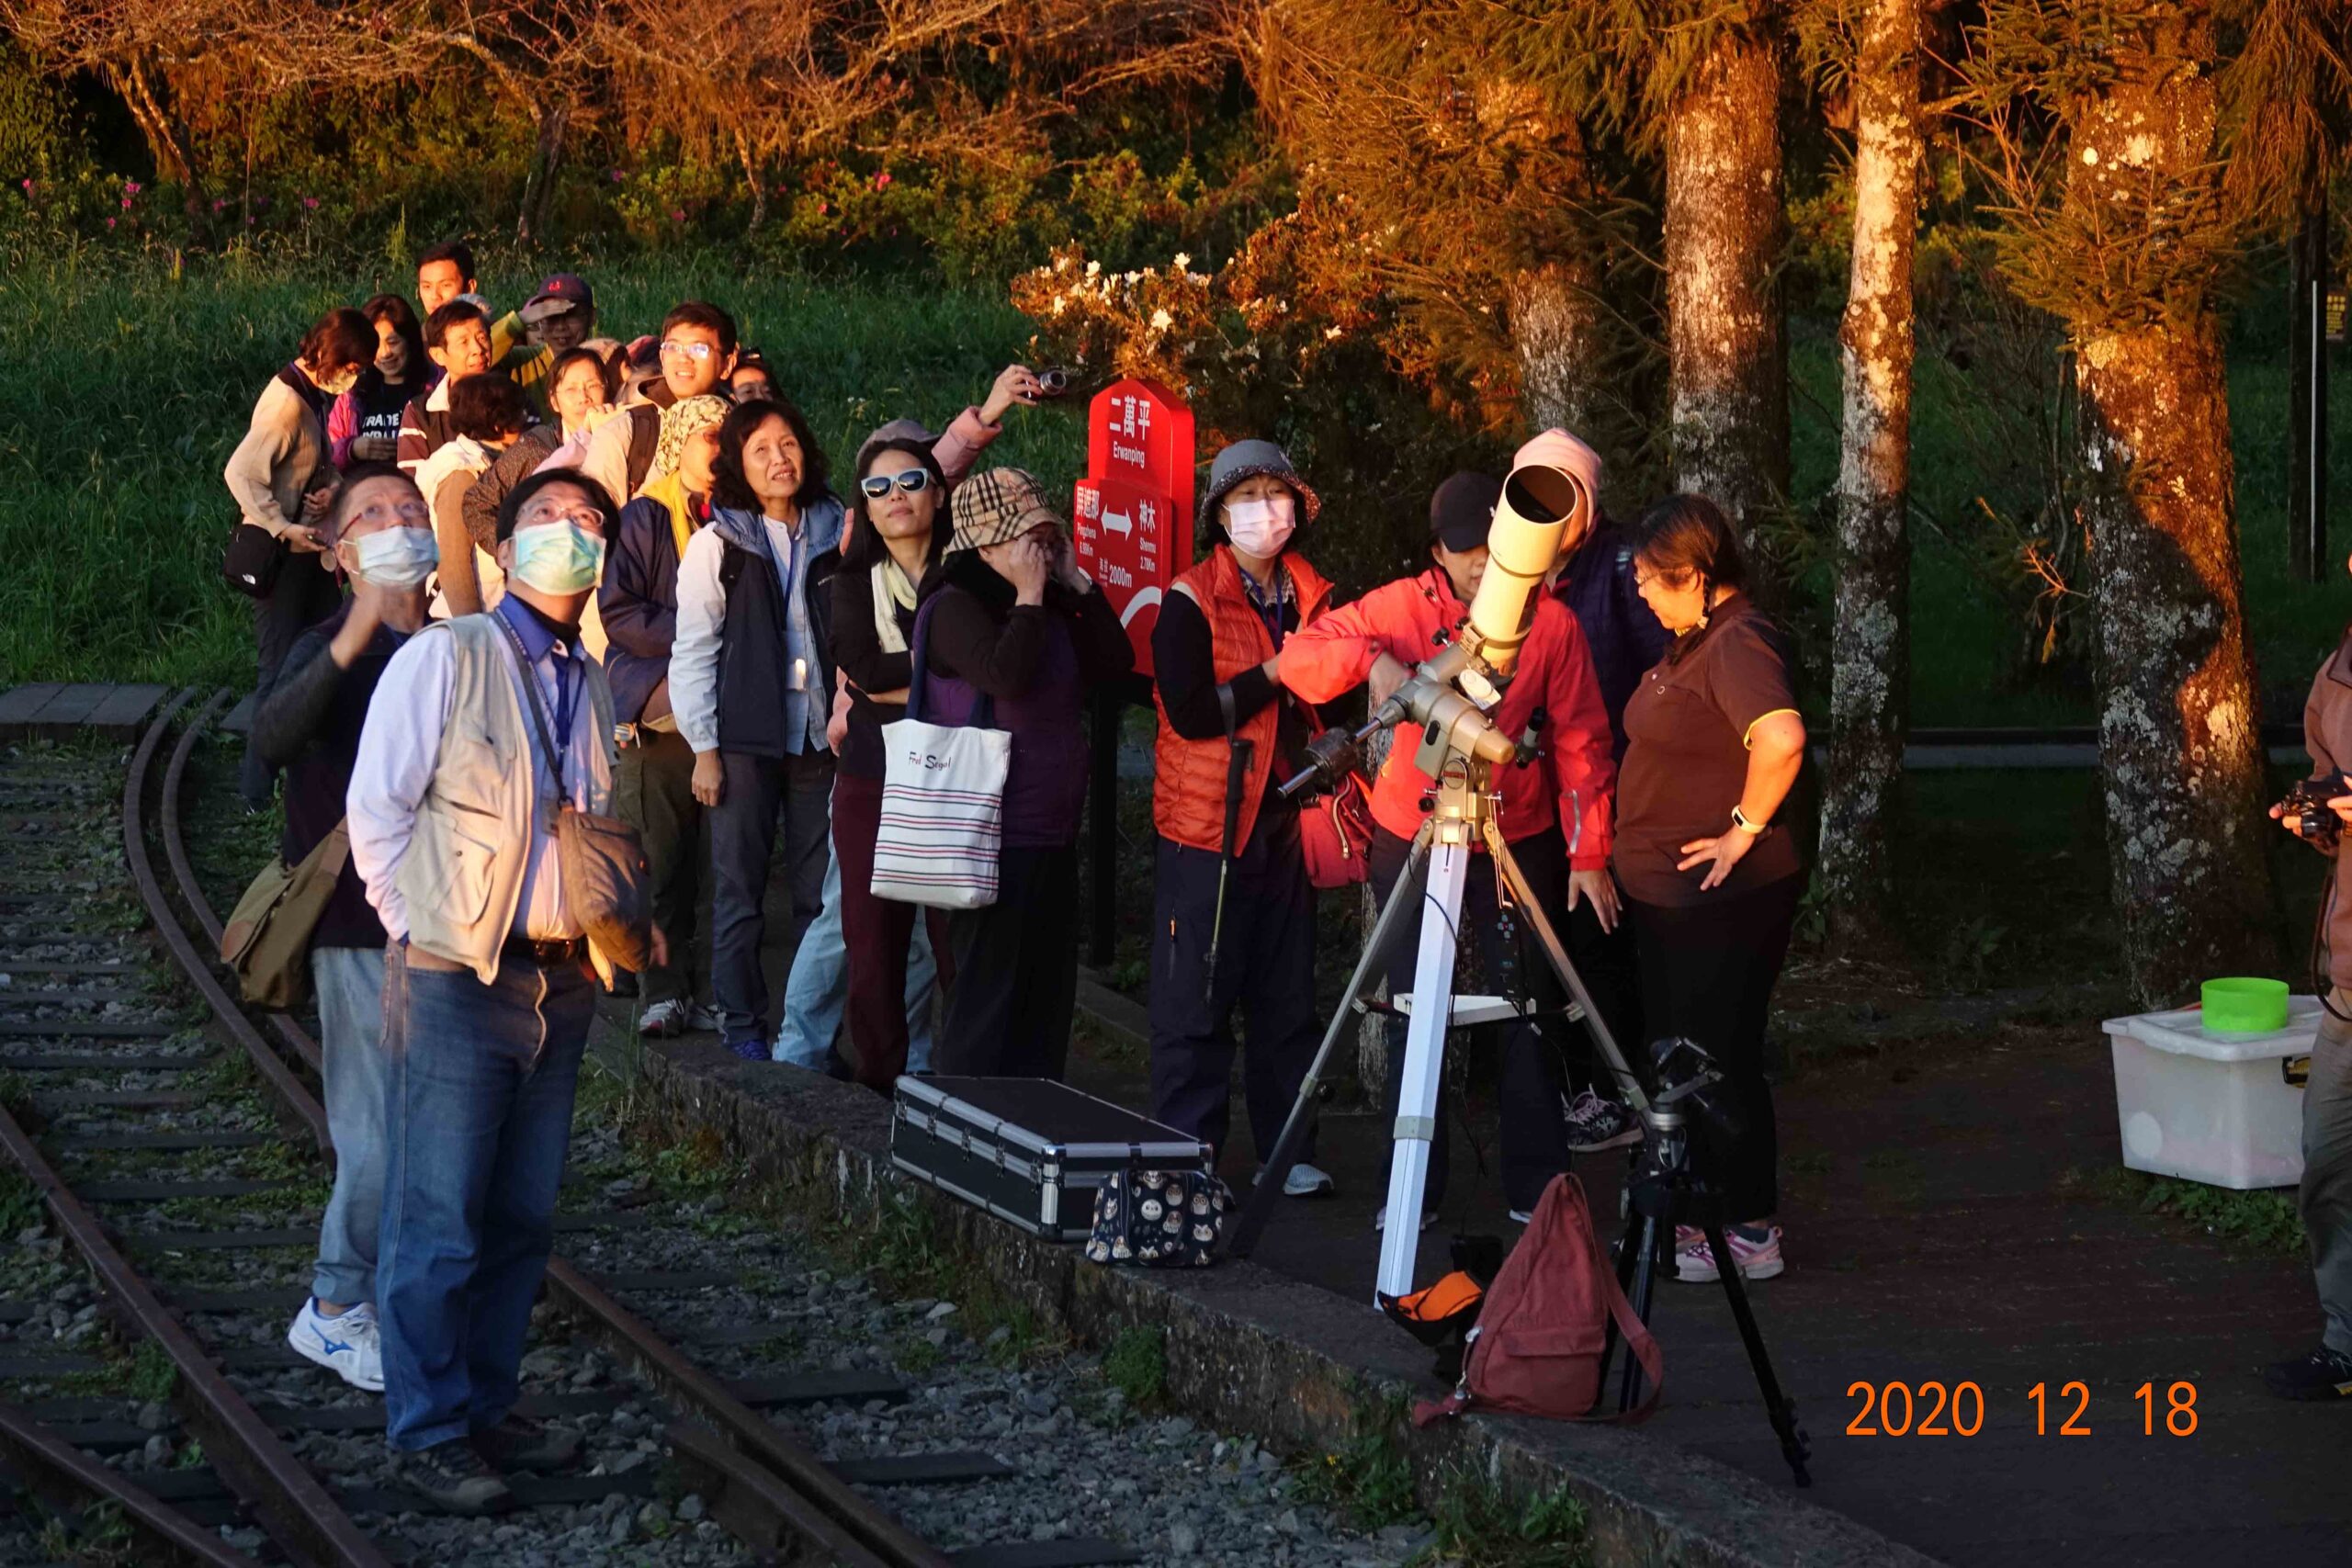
[{"left": 2102, "top": 997, "right": 2315, "bottom": 1190}]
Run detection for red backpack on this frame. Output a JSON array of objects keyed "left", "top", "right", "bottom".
[{"left": 1413, "top": 1173, "right": 1663, "bottom": 1426}]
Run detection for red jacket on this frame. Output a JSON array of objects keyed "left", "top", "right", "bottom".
[{"left": 1280, "top": 567, "right": 1616, "bottom": 868}]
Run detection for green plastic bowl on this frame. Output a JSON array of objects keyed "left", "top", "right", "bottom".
[{"left": 2201, "top": 976, "right": 2290, "bottom": 1034}]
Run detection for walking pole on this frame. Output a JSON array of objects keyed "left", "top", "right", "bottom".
[{"left": 1202, "top": 688, "right": 1250, "bottom": 1006}]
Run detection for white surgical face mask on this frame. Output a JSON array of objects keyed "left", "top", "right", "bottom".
[
  {"left": 350, "top": 526, "right": 437, "bottom": 589},
  {"left": 510, "top": 520, "right": 607, "bottom": 594},
  {"left": 1224, "top": 494, "right": 1296, "bottom": 558}
]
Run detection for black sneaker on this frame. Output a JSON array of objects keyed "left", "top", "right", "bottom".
[
  {"left": 470, "top": 1412, "right": 582, "bottom": 1472},
  {"left": 1562, "top": 1089, "right": 1642, "bottom": 1153},
  {"left": 2264, "top": 1347, "right": 2352, "bottom": 1401},
  {"left": 398, "top": 1439, "right": 514, "bottom": 1515}
]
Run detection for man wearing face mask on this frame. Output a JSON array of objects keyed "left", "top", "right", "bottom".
[
  {"left": 250, "top": 465, "right": 438, "bottom": 1399},
  {"left": 348, "top": 467, "right": 628, "bottom": 1516},
  {"left": 1148, "top": 440, "right": 1340, "bottom": 1196}
]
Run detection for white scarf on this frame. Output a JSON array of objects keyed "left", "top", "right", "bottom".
[{"left": 870, "top": 556, "right": 918, "bottom": 655}]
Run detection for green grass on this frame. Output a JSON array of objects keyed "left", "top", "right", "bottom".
[{"left": 0, "top": 251, "right": 1069, "bottom": 688}]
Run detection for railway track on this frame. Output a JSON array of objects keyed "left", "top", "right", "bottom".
[{"left": 0, "top": 691, "right": 1145, "bottom": 1568}]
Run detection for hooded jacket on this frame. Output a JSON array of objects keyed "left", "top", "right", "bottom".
[{"left": 1280, "top": 565, "right": 1616, "bottom": 868}]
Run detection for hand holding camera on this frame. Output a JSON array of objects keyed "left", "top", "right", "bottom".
[{"left": 2272, "top": 772, "right": 2352, "bottom": 841}]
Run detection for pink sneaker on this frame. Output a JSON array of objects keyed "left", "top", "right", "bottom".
[{"left": 1674, "top": 1223, "right": 1783, "bottom": 1282}]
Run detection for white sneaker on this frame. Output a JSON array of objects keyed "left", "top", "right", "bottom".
[
  {"left": 1263, "top": 1162, "right": 1335, "bottom": 1198},
  {"left": 638, "top": 998, "right": 690, "bottom": 1038},
  {"left": 288, "top": 1298, "right": 383, "bottom": 1393}
]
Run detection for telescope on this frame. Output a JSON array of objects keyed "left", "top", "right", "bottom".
[{"left": 1228, "top": 451, "right": 1812, "bottom": 1485}]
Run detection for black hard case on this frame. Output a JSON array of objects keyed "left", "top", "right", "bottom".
[{"left": 889, "top": 1076, "right": 1212, "bottom": 1241}]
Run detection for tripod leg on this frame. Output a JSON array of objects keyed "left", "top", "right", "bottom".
[
  {"left": 1374, "top": 836, "right": 1471, "bottom": 1302},
  {"left": 1226, "top": 828, "right": 1433, "bottom": 1260},
  {"left": 1486, "top": 825, "right": 1648, "bottom": 1114},
  {"left": 1700, "top": 1219, "right": 1813, "bottom": 1486},
  {"left": 1596, "top": 1208, "right": 1650, "bottom": 1400},
  {"left": 1617, "top": 1214, "right": 1663, "bottom": 1413}
]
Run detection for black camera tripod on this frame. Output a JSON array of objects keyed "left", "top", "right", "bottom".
[{"left": 1598, "top": 1069, "right": 1812, "bottom": 1485}]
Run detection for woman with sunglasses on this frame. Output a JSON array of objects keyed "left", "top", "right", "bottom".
[
  {"left": 774, "top": 400, "right": 1028, "bottom": 1073},
  {"left": 813, "top": 433, "right": 958, "bottom": 1087}
]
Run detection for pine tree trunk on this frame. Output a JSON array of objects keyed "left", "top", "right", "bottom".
[
  {"left": 1664, "top": 28, "right": 1790, "bottom": 550},
  {"left": 737, "top": 126, "right": 768, "bottom": 229},
  {"left": 1821, "top": 0, "right": 1920, "bottom": 951},
  {"left": 1509, "top": 259, "right": 1606, "bottom": 436},
  {"left": 2068, "top": 15, "right": 2276, "bottom": 1006},
  {"left": 107, "top": 53, "right": 205, "bottom": 210},
  {"left": 516, "top": 104, "right": 571, "bottom": 245}
]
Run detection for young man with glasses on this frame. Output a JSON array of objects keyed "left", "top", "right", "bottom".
[
  {"left": 350, "top": 468, "right": 656, "bottom": 1514},
  {"left": 571, "top": 300, "right": 737, "bottom": 511}
]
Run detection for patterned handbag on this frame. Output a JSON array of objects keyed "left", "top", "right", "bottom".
[{"left": 1084, "top": 1168, "right": 1232, "bottom": 1268}]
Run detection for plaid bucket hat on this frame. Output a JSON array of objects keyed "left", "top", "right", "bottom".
[{"left": 949, "top": 468, "right": 1062, "bottom": 555}]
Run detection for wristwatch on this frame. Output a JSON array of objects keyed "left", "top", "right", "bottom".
[{"left": 1731, "top": 805, "right": 1766, "bottom": 836}]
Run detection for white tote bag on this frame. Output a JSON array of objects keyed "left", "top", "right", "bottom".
[{"left": 871, "top": 612, "right": 1012, "bottom": 909}]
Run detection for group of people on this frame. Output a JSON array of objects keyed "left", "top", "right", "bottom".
[{"left": 224, "top": 239, "right": 1815, "bottom": 1514}]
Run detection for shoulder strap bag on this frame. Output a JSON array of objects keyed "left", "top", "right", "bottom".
[
  {"left": 493, "top": 616, "right": 657, "bottom": 970},
  {"left": 871, "top": 601, "right": 1012, "bottom": 909}
]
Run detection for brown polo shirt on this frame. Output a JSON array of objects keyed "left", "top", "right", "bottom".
[{"left": 1613, "top": 593, "right": 1803, "bottom": 906}]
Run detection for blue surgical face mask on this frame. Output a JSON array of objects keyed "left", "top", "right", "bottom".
[
  {"left": 509, "top": 521, "right": 606, "bottom": 594},
  {"left": 349, "top": 525, "right": 437, "bottom": 589}
]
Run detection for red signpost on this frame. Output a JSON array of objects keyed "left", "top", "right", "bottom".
[
  {"left": 1073, "top": 378, "right": 1194, "bottom": 679},
  {"left": 1073, "top": 378, "right": 1195, "bottom": 962}
]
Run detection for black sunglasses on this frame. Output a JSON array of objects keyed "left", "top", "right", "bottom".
[{"left": 860, "top": 469, "right": 933, "bottom": 499}]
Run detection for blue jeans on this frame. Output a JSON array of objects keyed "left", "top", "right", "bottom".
[
  {"left": 311, "top": 945, "right": 389, "bottom": 1306},
  {"left": 774, "top": 829, "right": 936, "bottom": 1074},
  {"left": 377, "top": 942, "right": 593, "bottom": 1451}
]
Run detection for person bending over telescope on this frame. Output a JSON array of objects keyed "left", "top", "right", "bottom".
[{"left": 1280, "top": 460, "right": 1618, "bottom": 1229}]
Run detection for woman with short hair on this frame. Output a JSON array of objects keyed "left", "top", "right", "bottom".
[
  {"left": 416, "top": 374, "right": 531, "bottom": 617},
  {"left": 669, "top": 398, "right": 843, "bottom": 1059},
  {"left": 1615, "top": 493, "right": 1807, "bottom": 1284},
  {"left": 225, "top": 305, "right": 375, "bottom": 808}
]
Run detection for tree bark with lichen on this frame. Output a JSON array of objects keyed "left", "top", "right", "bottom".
[
  {"left": 1665, "top": 28, "right": 1790, "bottom": 550},
  {"left": 1821, "top": 0, "right": 1920, "bottom": 950},
  {"left": 2064, "top": 10, "right": 2275, "bottom": 1005}
]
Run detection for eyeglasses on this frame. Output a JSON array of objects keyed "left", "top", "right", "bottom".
[
  {"left": 660, "top": 339, "right": 716, "bottom": 362},
  {"left": 860, "top": 469, "right": 933, "bottom": 500},
  {"left": 1633, "top": 567, "right": 1688, "bottom": 592},
  {"left": 519, "top": 502, "right": 606, "bottom": 532},
  {"left": 347, "top": 498, "right": 431, "bottom": 528}
]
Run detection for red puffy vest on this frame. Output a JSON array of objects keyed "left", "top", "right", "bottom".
[{"left": 1151, "top": 547, "right": 1334, "bottom": 855}]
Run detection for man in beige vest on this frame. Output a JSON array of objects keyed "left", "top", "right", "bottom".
[{"left": 349, "top": 466, "right": 630, "bottom": 1515}]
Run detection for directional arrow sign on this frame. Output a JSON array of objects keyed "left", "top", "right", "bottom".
[{"left": 1100, "top": 507, "right": 1133, "bottom": 538}]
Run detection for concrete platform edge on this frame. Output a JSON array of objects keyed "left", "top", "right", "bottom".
[{"left": 631, "top": 1036, "right": 1937, "bottom": 1568}]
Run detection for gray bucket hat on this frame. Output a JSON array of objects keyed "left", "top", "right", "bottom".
[{"left": 1200, "top": 439, "right": 1321, "bottom": 526}]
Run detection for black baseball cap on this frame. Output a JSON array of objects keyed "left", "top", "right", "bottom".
[
  {"left": 521, "top": 273, "right": 594, "bottom": 322},
  {"left": 1430, "top": 471, "right": 1501, "bottom": 551}
]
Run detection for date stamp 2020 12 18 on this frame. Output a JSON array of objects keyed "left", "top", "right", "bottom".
[{"left": 1843, "top": 1380, "right": 2200, "bottom": 1437}]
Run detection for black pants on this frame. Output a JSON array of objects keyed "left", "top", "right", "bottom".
[
  {"left": 707, "top": 749, "right": 833, "bottom": 1048},
  {"left": 1560, "top": 895, "right": 1645, "bottom": 1098},
  {"left": 1147, "top": 813, "right": 1319, "bottom": 1165},
  {"left": 240, "top": 558, "right": 342, "bottom": 807},
  {"left": 1628, "top": 876, "right": 1802, "bottom": 1222},
  {"left": 614, "top": 728, "right": 702, "bottom": 1007},
  {"left": 1368, "top": 826, "right": 1574, "bottom": 1213},
  {"left": 939, "top": 844, "right": 1080, "bottom": 1078}
]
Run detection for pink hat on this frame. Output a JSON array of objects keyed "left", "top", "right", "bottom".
[{"left": 1511, "top": 429, "right": 1603, "bottom": 506}]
